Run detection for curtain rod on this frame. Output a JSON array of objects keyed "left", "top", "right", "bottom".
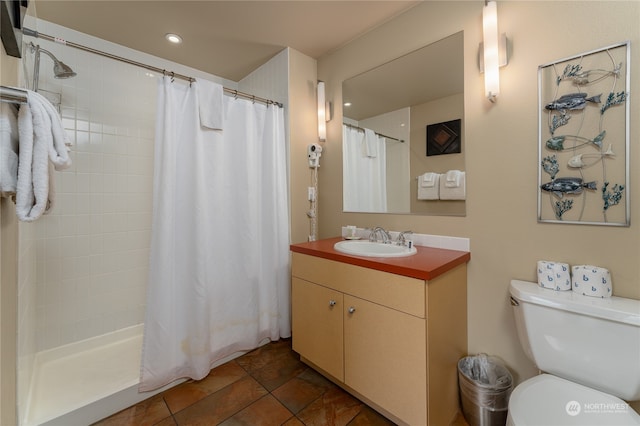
[
  {"left": 22, "top": 27, "right": 283, "bottom": 108},
  {"left": 343, "top": 123, "right": 404, "bottom": 143}
]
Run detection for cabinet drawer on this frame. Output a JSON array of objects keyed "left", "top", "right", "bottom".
[{"left": 292, "top": 253, "right": 425, "bottom": 318}]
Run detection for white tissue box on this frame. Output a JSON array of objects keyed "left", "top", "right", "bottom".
[
  {"left": 537, "top": 260, "right": 571, "bottom": 291},
  {"left": 571, "top": 265, "right": 612, "bottom": 298}
]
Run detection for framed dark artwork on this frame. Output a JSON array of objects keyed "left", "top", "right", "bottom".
[{"left": 426, "top": 119, "right": 461, "bottom": 156}]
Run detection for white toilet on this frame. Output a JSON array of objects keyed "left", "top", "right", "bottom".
[{"left": 507, "top": 279, "right": 640, "bottom": 426}]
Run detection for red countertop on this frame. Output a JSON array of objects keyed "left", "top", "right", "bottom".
[{"left": 290, "top": 237, "right": 470, "bottom": 281}]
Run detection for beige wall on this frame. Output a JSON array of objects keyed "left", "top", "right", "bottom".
[
  {"left": 318, "top": 0, "right": 640, "bottom": 399},
  {"left": 1, "top": 44, "right": 20, "bottom": 426},
  {"left": 288, "top": 49, "right": 319, "bottom": 244}
]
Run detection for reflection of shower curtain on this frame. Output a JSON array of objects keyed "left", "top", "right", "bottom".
[
  {"left": 342, "top": 124, "right": 387, "bottom": 212},
  {"left": 140, "top": 77, "right": 290, "bottom": 391}
]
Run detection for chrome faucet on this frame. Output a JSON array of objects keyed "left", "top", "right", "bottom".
[
  {"left": 396, "top": 230, "right": 413, "bottom": 246},
  {"left": 369, "top": 226, "right": 392, "bottom": 244}
]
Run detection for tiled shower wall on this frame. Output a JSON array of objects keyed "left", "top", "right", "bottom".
[{"left": 19, "top": 21, "right": 157, "bottom": 354}]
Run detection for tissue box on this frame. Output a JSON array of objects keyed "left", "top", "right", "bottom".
[
  {"left": 537, "top": 261, "right": 571, "bottom": 291},
  {"left": 572, "top": 265, "right": 612, "bottom": 298}
]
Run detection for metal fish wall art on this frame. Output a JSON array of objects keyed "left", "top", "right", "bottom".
[
  {"left": 557, "top": 63, "right": 622, "bottom": 86},
  {"left": 540, "top": 177, "right": 597, "bottom": 198},
  {"left": 546, "top": 130, "right": 606, "bottom": 151},
  {"left": 545, "top": 93, "right": 602, "bottom": 111},
  {"left": 540, "top": 42, "right": 629, "bottom": 224},
  {"left": 567, "top": 145, "right": 615, "bottom": 169}
]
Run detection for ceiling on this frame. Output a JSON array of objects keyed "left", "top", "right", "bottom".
[{"left": 32, "top": 0, "right": 420, "bottom": 82}]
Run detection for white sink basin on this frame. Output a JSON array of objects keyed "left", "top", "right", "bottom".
[{"left": 334, "top": 240, "right": 417, "bottom": 258}]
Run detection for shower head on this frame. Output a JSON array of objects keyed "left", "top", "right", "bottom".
[
  {"left": 37, "top": 46, "right": 77, "bottom": 79},
  {"left": 30, "top": 43, "right": 77, "bottom": 91},
  {"left": 51, "top": 59, "right": 76, "bottom": 79}
]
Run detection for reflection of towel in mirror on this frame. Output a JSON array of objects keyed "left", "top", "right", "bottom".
[
  {"left": 445, "top": 169, "right": 463, "bottom": 187},
  {"left": 440, "top": 170, "right": 466, "bottom": 200},
  {"left": 196, "top": 78, "right": 224, "bottom": 130},
  {"left": 0, "top": 103, "right": 19, "bottom": 194},
  {"left": 16, "top": 90, "right": 72, "bottom": 222},
  {"left": 418, "top": 173, "right": 439, "bottom": 200},
  {"left": 364, "top": 128, "right": 378, "bottom": 157}
]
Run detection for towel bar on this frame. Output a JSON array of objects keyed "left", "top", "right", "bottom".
[{"left": 0, "top": 85, "right": 28, "bottom": 104}]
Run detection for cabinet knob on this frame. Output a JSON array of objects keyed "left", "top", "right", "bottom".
[
  {"left": 348, "top": 306, "right": 356, "bottom": 314},
  {"left": 329, "top": 300, "right": 337, "bottom": 307}
]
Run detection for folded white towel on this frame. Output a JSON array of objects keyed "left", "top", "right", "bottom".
[
  {"left": 420, "top": 172, "right": 438, "bottom": 187},
  {"left": 196, "top": 78, "right": 224, "bottom": 130},
  {"left": 445, "top": 169, "right": 462, "bottom": 188},
  {"left": 364, "top": 128, "right": 378, "bottom": 158},
  {"left": 439, "top": 171, "right": 466, "bottom": 200},
  {"left": 16, "top": 90, "right": 72, "bottom": 221},
  {"left": 0, "top": 103, "right": 19, "bottom": 194},
  {"left": 418, "top": 173, "right": 439, "bottom": 200}
]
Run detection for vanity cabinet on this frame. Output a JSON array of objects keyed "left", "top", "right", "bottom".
[{"left": 291, "top": 251, "right": 467, "bottom": 426}]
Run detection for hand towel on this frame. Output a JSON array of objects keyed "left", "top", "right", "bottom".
[
  {"left": 364, "top": 128, "right": 378, "bottom": 158},
  {"left": 196, "top": 78, "right": 224, "bottom": 130},
  {"left": 445, "top": 169, "right": 462, "bottom": 187},
  {"left": 16, "top": 89, "right": 72, "bottom": 221},
  {"left": 420, "top": 172, "right": 438, "bottom": 187},
  {"left": 572, "top": 265, "right": 612, "bottom": 298},
  {"left": 418, "top": 173, "right": 439, "bottom": 200},
  {"left": 537, "top": 260, "right": 571, "bottom": 291},
  {"left": 439, "top": 171, "right": 466, "bottom": 200},
  {"left": 0, "top": 103, "right": 19, "bottom": 194}
]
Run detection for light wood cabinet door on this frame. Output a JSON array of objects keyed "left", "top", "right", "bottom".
[
  {"left": 344, "top": 295, "right": 427, "bottom": 426},
  {"left": 291, "top": 277, "right": 344, "bottom": 381}
]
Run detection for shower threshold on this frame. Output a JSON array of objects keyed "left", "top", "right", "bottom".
[{"left": 24, "top": 324, "right": 181, "bottom": 426}]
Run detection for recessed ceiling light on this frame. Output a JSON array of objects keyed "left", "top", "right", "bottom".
[
  {"left": 343, "top": 102, "right": 352, "bottom": 107},
  {"left": 165, "top": 33, "right": 183, "bottom": 44}
]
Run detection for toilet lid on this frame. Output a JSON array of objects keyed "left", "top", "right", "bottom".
[{"left": 509, "top": 374, "right": 640, "bottom": 426}]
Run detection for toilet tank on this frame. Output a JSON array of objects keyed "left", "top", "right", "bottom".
[{"left": 509, "top": 280, "right": 640, "bottom": 401}]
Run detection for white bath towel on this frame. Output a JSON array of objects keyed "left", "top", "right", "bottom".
[
  {"left": 16, "top": 90, "right": 72, "bottom": 221},
  {"left": 196, "top": 78, "right": 224, "bottom": 130},
  {"left": 30, "top": 91, "right": 71, "bottom": 170},
  {"left": 364, "top": 128, "right": 378, "bottom": 158},
  {"left": 418, "top": 172, "right": 439, "bottom": 200},
  {"left": 439, "top": 171, "right": 466, "bottom": 200},
  {"left": 0, "top": 103, "right": 19, "bottom": 195}
]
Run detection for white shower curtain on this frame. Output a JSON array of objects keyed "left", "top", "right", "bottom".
[
  {"left": 140, "top": 77, "right": 290, "bottom": 392},
  {"left": 342, "top": 125, "right": 387, "bottom": 212}
]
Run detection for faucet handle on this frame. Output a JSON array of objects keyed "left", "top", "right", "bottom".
[{"left": 397, "top": 231, "right": 413, "bottom": 246}]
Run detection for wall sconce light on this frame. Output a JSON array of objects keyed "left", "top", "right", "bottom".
[
  {"left": 480, "top": 0, "right": 508, "bottom": 103},
  {"left": 317, "top": 81, "right": 331, "bottom": 142}
]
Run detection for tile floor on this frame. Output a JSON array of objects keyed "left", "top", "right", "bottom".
[{"left": 93, "top": 339, "right": 469, "bottom": 426}]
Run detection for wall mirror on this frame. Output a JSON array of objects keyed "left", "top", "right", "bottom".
[{"left": 341, "top": 31, "right": 465, "bottom": 215}]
